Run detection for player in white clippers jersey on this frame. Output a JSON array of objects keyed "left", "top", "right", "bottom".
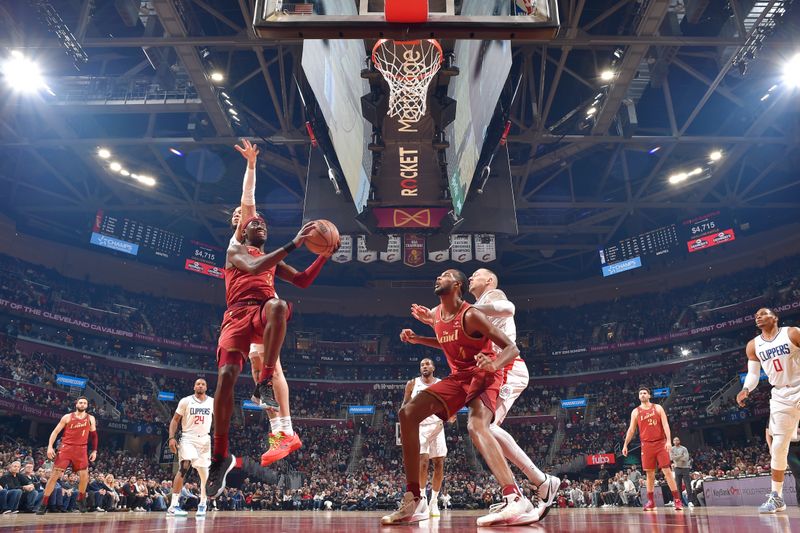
[
  {"left": 737, "top": 307, "right": 800, "bottom": 514},
  {"left": 167, "top": 379, "right": 214, "bottom": 517},
  {"left": 229, "top": 140, "right": 298, "bottom": 461},
  {"left": 403, "top": 358, "right": 447, "bottom": 517},
  {"left": 411, "top": 268, "right": 560, "bottom": 521}
]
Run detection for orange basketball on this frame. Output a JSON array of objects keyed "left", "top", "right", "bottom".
[{"left": 304, "top": 219, "right": 340, "bottom": 255}]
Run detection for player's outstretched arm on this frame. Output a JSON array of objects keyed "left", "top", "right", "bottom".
[
  {"left": 622, "top": 409, "right": 637, "bottom": 457},
  {"left": 232, "top": 140, "right": 259, "bottom": 243},
  {"left": 472, "top": 290, "right": 515, "bottom": 318},
  {"left": 410, "top": 304, "right": 435, "bottom": 326},
  {"left": 464, "top": 308, "right": 519, "bottom": 371},
  {"left": 227, "top": 222, "right": 316, "bottom": 274},
  {"left": 736, "top": 339, "right": 760, "bottom": 407},
  {"left": 275, "top": 231, "right": 340, "bottom": 288},
  {"left": 47, "top": 415, "right": 69, "bottom": 460},
  {"left": 399, "top": 328, "right": 443, "bottom": 350}
]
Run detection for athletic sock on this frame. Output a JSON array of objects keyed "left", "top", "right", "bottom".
[
  {"left": 199, "top": 496, "right": 207, "bottom": 506},
  {"left": 269, "top": 416, "right": 281, "bottom": 435},
  {"left": 502, "top": 485, "right": 521, "bottom": 498},
  {"left": 77, "top": 492, "right": 85, "bottom": 502},
  {"left": 213, "top": 434, "right": 229, "bottom": 461},
  {"left": 280, "top": 416, "right": 294, "bottom": 436},
  {"left": 647, "top": 491, "right": 654, "bottom": 502},
  {"left": 407, "top": 483, "right": 421, "bottom": 498},
  {"left": 672, "top": 490, "right": 680, "bottom": 501},
  {"left": 431, "top": 490, "right": 439, "bottom": 506},
  {"left": 772, "top": 480, "right": 784, "bottom": 497},
  {"left": 171, "top": 493, "right": 180, "bottom": 508}
]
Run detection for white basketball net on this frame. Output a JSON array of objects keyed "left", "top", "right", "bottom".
[{"left": 372, "top": 39, "right": 443, "bottom": 124}]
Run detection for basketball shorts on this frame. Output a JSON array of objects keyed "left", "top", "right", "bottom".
[
  {"left": 179, "top": 436, "right": 211, "bottom": 468},
  {"left": 54, "top": 444, "right": 89, "bottom": 471},
  {"left": 419, "top": 421, "right": 447, "bottom": 458},
  {"left": 769, "top": 384, "right": 800, "bottom": 437},
  {"left": 217, "top": 299, "right": 292, "bottom": 369},
  {"left": 641, "top": 439, "right": 671, "bottom": 470},
  {"left": 494, "top": 359, "right": 529, "bottom": 425},
  {"left": 424, "top": 367, "right": 502, "bottom": 421}
]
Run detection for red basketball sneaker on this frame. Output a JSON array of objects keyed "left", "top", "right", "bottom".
[
  {"left": 643, "top": 499, "right": 656, "bottom": 512},
  {"left": 260, "top": 432, "right": 302, "bottom": 466},
  {"left": 674, "top": 499, "right": 684, "bottom": 511}
]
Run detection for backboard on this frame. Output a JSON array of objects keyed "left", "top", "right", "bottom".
[{"left": 254, "top": 0, "right": 559, "bottom": 40}]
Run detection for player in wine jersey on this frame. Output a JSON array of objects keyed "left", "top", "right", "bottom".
[
  {"left": 736, "top": 307, "right": 800, "bottom": 513},
  {"left": 402, "top": 358, "right": 447, "bottom": 517},
  {"left": 229, "top": 140, "right": 299, "bottom": 465},
  {"left": 382, "top": 269, "right": 536, "bottom": 527},
  {"left": 412, "top": 268, "right": 560, "bottom": 518},
  {"left": 207, "top": 215, "right": 332, "bottom": 498},
  {"left": 166, "top": 379, "right": 213, "bottom": 517},
  {"left": 37, "top": 397, "right": 97, "bottom": 515},
  {"left": 622, "top": 387, "right": 683, "bottom": 511}
]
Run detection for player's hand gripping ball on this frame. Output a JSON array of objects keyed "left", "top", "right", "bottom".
[{"left": 304, "top": 219, "right": 340, "bottom": 256}]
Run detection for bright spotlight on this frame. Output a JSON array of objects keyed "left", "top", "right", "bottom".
[
  {"left": 120, "top": 169, "right": 130, "bottom": 176},
  {"left": 109, "top": 161, "right": 122, "bottom": 172},
  {"left": 668, "top": 172, "right": 687, "bottom": 184},
  {"left": 680, "top": 348, "right": 691, "bottom": 357},
  {"left": 586, "top": 106, "right": 597, "bottom": 116},
  {"left": 136, "top": 175, "right": 157, "bottom": 187},
  {"left": 600, "top": 70, "right": 614, "bottom": 81},
  {"left": 210, "top": 71, "right": 225, "bottom": 82},
  {"left": 689, "top": 167, "right": 704, "bottom": 176},
  {"left": 783, "top": 53, "right": 800, "bottom": 88},
  {"left": 709, "top": 150, "right": 722, "bottom": 162},
  {"left": 2, "top": 53, "right": 51, "bottom": 94},
  {"left": 97, "top": 148, "right": 111, "bottom": 159},
  {"left": 168, "top": 147, "right": 184, "bottom": 157},
  {"left": 228, "top": 108, "right": 238, "bottom": 115}
]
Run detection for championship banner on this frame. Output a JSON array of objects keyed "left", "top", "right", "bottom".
[
  {"left": 332, "top": 235, "right": 353, "bottom": 263},
  {"left": 403, "top": 234, "right": 425, "bottom": 268},
  {"left": 428, "top": 246, "right": 450, "bottom": 262},
  {"left": 474, "top": 234, "right": 496, "bottom": 263},
  {"left": 373, "top": 207, "right": 450, "bottom": 229},
  {"left": 450, "top": 234, "right": 473, "bottom": 263},
  {"left": 356, "top": 236, "right": 378, "bottom": 263},
  {"left": 380, "top": 235, "right": 402, "bottom": 263},
  {"left": 586, "top": 454, "right": 616, "bottom": 466}
]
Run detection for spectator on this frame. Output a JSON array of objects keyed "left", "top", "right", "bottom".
[{"left": 670, "top": 436, "right": 692, "bottom": 506}]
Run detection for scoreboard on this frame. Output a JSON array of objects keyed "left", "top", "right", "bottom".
[
  {"left": 681, "top": 211, "right": 736, "bottom": 253},
  {"left": 90, "top": 210, "right": 224, "bottom": 278},
  {"left": 600, "top": 224, "right": 679, "bottom": 266}
]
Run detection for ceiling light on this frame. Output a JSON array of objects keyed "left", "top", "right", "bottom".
[
  {"left": 136, "top": 175, "right": 156, "bottom": 187},
  {"left": 168, "top": 147, "right": 184, "bottom": 157},
  {"left": 648, "top": 146, "right": 661, "bottom": 154},
  {"left": 109, "top": 161, "right": 122, "bottom": 172},
  {"left": 586, "top": 106, "right": 597, "bottom": 116},
  {"left": 680, "top": 348, "right": 691, "bottom": 357},
  {"left": 228, "top": 108, "right": 238, "bottom": 115},
  {"left": 2, "top": 53, "right": 50, "bottom": 94},
  {"left": 220, "top": 91, "right": 229, "bottom": 98},
  {"left": 668, "top": 172, "right": 687, "bottom": 184},
  {"left": 783, "top": 53, "right": 800, "bottom": 88},
  {"left": 600, "top": 70, "right": 614, "bottom": 81},
  {"left": 689, "top": 167, "right": 703, "bottom": 176},
  {"left": 709, "top": 150, "right": 722, "bottom": 162},
  {"left": 120, "top": 169, "right": 130, "bottom": 176},
  {"left": 760, "top": 93, "right": 770, "bottom": 101},
  {"left": 97, "top": 148, "right": 111, "bottom": 159},
  {"left": 210, "top": 71, "right": 224, "bottom": 82}
]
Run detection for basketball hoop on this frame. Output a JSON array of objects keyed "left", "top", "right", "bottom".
[{"left": 371, "top": 39, "right": 443, "bottom": 124}]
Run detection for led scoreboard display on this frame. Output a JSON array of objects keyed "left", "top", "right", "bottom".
[
  {"left": 681, "top": 211, "right": 736, "bottom": 253},
  {"left": 600, "top": 224, "right": 679, "bottom": 266},
  {"left": 91, "top": 210, "right": 224, "bottom": 278}
]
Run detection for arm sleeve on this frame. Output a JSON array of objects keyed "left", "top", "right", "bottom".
[
  {"left": 89, "top": 430, "right": 98, "bottom": 452},
  {"left": 472, "top": 299, "right": 515, "bottom": 318},
  {"left": 241, "top": 166, "right": 256, "bottom": 206},
  {"left": 291, "top": 255, "right": 328, "bottom": 288},
  {"left": 742, "top": 360, "right": 761, "bottom": 392}
]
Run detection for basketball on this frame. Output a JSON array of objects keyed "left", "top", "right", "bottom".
[{"left": 304, "top": 219, "right": 339, "bottom": 255}]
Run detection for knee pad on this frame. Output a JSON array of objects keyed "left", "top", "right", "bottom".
[{"left": 771, "top": 433, "right": 791, "bottom": 471}]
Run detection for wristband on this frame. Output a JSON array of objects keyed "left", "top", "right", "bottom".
[{"left": 282, "top": 241, "right": 297, "bottom": 254}]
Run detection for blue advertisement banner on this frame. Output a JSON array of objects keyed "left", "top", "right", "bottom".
[
  {"left": 348, "top": 405, "right": 375, "bottom": 415},
  {"left": 55, "top": 374, "right": 87, "bottom": 388},
  {"left": 739, "top": 370, "right": 769, "bottom": 384},
  {"left": 653, "top": 387, "right": 670, "bottom": 398},
  {"left": 561, "top": 397, "right": 587, "bottom": 409},
  {"left": 601, "top": 256, "right": 642, "bottom": 277},
  {"left": 157, "top": 392, "right": 175, "bottom": 401},
  {"left": 90, "top": 232, "right": 139, "bottom": 256}
]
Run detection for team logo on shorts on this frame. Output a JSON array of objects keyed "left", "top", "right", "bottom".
[{"left": 499, "top": 384, "right": 512, "bottom": 400}]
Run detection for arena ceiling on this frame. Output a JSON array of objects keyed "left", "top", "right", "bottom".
[{"left": 0, "top": 0, "right": 799, "bottom": 286}]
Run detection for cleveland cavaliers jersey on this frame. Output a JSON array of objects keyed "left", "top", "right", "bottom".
[
  {"left": 475, "top": 289, "right": 517, "bottom": 353},
  {"left": 412, "top": 377, "right": 441, "bottom": 425},
  {"left": 176, "top": 395, "right": 214, "bottom": 439},
  {"left": 754, "top": 327, "right": 800, "bottom": 387},
  {"left": 61, "top": 413, "right": 91, "bottom": 446}
]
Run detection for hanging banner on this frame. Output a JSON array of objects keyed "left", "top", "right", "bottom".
[
  {"left": 356, "top": 235, "right": 378, "bottom": 263},
  {"left": 380, "top": 235, "right": 402, "bottom": 263},
  {"left": 474, "top": 234, "right": 496, "bottom": 263},
  {"left": 428, "top": 246, "right": 450, "bottom": 262},
  {"left": 332, "top": 235, "right": 353, "bottom": 263},
  {"left": 403, "top": 234, "right": 426, "bottom": 268},
  {"left": 450, "top": 234, "right": 473, "bottom": 263},
  {"left": 373, "top": 207, "right": 450, "bottom": 229}
]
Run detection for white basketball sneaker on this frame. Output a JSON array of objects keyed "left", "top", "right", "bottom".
[
  {"left": 535, "top": 475, "right": 561, "bottom": 520},
  {"left": 381, "top": 492, "right": 429, "bottom": 525},
  {"left": 167, "top": 506, "right": 187, "bottom": 517},
  {"left": 477, "top": 493, "right": 539, "bottom": 527}
]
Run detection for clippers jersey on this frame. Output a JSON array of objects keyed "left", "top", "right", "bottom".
[
  {"left": 636, "top": 404, "right": 666, "bottom": 443},
  {"left": 224, "top": 246, "right": 276, "bottom": 307},
  {"left": 176, "top": 395, "right": 214, "bottom": 439},
  {"left": 475, "top": 289, "right": 517, "bottom": 347},
  {"left": 61, "top": 413, "right": 91, "bottom": 446},
  {"left": 754, "top": 327, "right": 800, "bottom": 388},
  {"left": 432, "top": 301, "right": 494, "bottom": 373},
  {"left": 412, "top": 376, "right": 441, "bottom": 425}
]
